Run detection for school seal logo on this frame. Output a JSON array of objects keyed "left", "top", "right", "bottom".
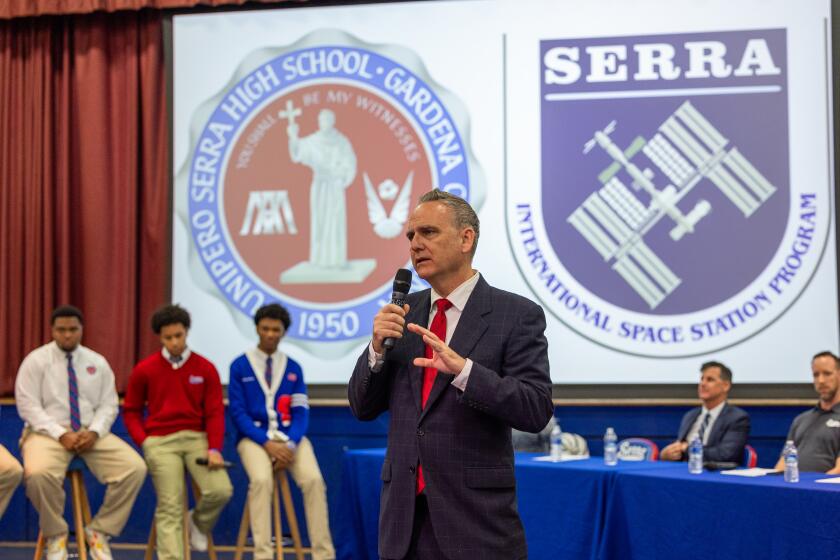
[
  {"left": 178, "top": 30, "right": 485, "bottom": 346},
  {"left": 508, "top": 28, "right": 830, "bottom": 357}
]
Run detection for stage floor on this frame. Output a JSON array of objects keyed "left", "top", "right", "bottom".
[{"left": 0, "top": 542, "right": 311, "bottom": 559}]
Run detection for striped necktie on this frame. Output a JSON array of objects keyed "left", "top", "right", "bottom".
[
  {"left": 697, "top": 412, "right": 711, "bottom": 443},
  {"left": 265, "top": 356, "right": 273, "bottom": 388},
  {"left": 67, "top": 353, "right": 81, "bottom": 431}
]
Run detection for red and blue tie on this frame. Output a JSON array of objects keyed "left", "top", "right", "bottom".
[
  {"left": 67, "top": 353, "right": 81, "bottom": 431},
  {"left": 265, "top": 356, "right": 273, "bottom": 388}
]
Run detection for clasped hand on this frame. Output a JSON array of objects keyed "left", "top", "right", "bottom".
[
  {"left": 264, "top": 440, "right": 294, "bottom": 470},
  {"left": 660, "top": 441, "right": 688, "bottom": 461},
  {"left": 59, "top": 429, "right": 98, "bottom": 453}
]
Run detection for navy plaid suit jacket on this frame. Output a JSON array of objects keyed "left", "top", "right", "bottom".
[{"left": 349, "top": 276, "right": 553, "bottom": 560}]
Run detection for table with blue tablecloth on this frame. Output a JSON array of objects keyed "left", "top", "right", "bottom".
[
  {"left": 600, "top": 467, "right": 840, "bottom": 559},
  {"left": 337, "top": 448, "right": 840, "bottom": 560},
  {"left": 335, "top": 449, "right": 678, "bottom": 560}
]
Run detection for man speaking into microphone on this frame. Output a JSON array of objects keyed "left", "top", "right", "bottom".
[{"left": 349, "top": 189, "right": 553, "bottom": 560}]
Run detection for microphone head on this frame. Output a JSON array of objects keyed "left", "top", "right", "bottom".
[{"left": 393, "top": 268, "right": 412, "bottom": 294}]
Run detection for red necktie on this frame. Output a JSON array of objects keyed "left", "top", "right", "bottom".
[
  {"left": 421, "top": 298, "right": 452, "bottom": 407},
  {"left": 417, "top": 298, "right": 452, "bottom": 494}
]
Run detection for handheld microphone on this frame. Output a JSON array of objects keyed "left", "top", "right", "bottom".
[
  {"left": 382, "top": 268, "right": 413, "bottom": 352},
  {"left": 196, "top": 457, "right": 234, "bottom": 469},
  {"left": 372, "top": 269, "right": 412, "bottom": 373}
]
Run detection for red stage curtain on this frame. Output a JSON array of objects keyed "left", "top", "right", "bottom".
[
  {"left": 0, "top": 11, "right": 168, "bottom": 394},
  {"left": 1, "top": 0, "right": 296, "bottom": 19}
]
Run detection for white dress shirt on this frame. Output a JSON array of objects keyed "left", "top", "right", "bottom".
[
  {"left": 369, "top": 271, "right": 481, "bottom": 391},
  {"left": 685, "top": 400, "right": 726, "bottom": 445},
  {"left": 15, "top": 341, "right": 119, "bottom": 440},
  {"left": 162, "top": 346, "right": 192, "bottom": 369}
]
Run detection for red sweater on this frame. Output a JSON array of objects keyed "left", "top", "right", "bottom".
[{"left": 123, "top": 351, "right": 225, "bottom": 450}]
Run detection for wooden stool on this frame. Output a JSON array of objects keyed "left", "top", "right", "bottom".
[
  {"left": 234, "top": 469, "right": 304, "bottom": 560},
  {"left": 144, "top": 474, "right": 218, "bottom": 560},
  {"left": 33, "top": 456, "right": 91, "bottom": 560}
]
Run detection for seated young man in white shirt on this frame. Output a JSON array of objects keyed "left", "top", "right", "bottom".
[{"left": 15, "top": 305, "right": 147, "bottom": 560}]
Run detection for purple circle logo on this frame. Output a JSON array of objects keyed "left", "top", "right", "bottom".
[{"left": 508, "top": 29, "right": 830, "bottom": 357}]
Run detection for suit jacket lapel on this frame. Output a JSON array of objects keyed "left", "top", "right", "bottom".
[
  {"left": 420, "top": 277, "right": 491, "bottom": 422},
  {"left": 679, "top": 408, "right": 702, "bottom": 441},
  {"left": 706, "top": 403, "right": 728, "bottom": 445}
]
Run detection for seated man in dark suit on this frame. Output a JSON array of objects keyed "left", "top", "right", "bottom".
[{"left": 660, "top": 361, "right": 750, "bottom": 463}]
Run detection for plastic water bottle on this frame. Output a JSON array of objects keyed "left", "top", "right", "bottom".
[
  {"left": 782, "top": 439, "right": 794, "bottom": 459},
  {"left": 784, "top": 442, "right": 799, "bottom": 483},
  {"left": 549, "top": 423, "right": 563, "bottom": 461},
  {"left": 604, "top": 427, "right": 618, "bottom": 466},
  {"left": 688, "top": 436, "right": 703, "bottom": 474}
]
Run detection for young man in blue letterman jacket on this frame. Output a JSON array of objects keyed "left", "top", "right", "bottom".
[{"left": 228, "top": 303, "right": 335, "bottom": 560}]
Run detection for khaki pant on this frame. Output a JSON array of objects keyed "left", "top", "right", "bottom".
[
  {"left": 143, "top": 430, "right": 233, "bottom": 560},
  {"left": 238, "top": 437, "right": 335, "bottom": 560},
  {"left": 0, "top": 444, "right": 23, "bottom": 519},
  {"left": 21, "top": 431, "right": 147, "bottom": 538}
]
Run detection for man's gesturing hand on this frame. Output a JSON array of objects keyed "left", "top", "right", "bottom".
[
  {"left": 372, "top": 303, "right": 410, "bottom": 354},
  {"left": 407, "top": 323, "right": 466, "bottom": 375}
]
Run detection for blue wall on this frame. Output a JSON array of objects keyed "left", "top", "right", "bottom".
[{"left": 0, "top": 403, "right": 807, "bottom": 543}]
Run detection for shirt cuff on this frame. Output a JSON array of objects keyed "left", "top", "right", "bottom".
[
  {"left": 286, "top": 441, "right": 297, "bottom": 450},
  {"left": 47, "top": 424, "right": 68, "bottom": 441},
  {"left": 450, "top": 359, "right": 473, "bottom": 392},
  {"left": 87, "top": 422, "right": 108, "bottom": 438},
  {"left": 367, "top": 341, "right": 383, "bottom": 369}
]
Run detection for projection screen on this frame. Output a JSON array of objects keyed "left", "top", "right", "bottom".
[{"left": 172, "top": 0, "right": 838, "bottom": 384}]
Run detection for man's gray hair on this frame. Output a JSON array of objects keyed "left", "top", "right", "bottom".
[{"left": 417, "top": 189, "right": 480, "bottom": 256}]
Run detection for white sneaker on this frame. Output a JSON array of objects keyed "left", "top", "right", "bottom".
[
  {"left": 188, "top": 509, "right": 208, "bottom": 552},
  {"left": 46, "top": 533, "right": 68, "bottom": 560},
  {"left": 84, "top": 527, "right": 113, "bottom": 560}
]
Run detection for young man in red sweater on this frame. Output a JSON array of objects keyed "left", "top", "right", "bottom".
[{"left": 123, "top": 304, "right": 232, "bottom": 559}]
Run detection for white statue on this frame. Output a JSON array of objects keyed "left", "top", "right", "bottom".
[{"left": 286, "top": 108, "right": 357, "bottom": 268}]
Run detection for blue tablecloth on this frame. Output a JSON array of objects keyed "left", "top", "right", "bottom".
[
  {"left": 336, "top": 449, "right": 386, "bottom": 560},
  {"left": 335, "top": 449, "right": 678, "bottom": 560},
  {"left": 600, "top": 468, "right": 840, "bottom": 560},
  {"left": 515, "top": 455, "right": 679, "bottom": 559},
  {"left": 337, "top": 448, "right": 840, "bottom": 560}
]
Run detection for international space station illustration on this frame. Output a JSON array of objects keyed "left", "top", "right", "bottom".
[{"left": 568, "top": 101, "right": 776, "bottom": 309}]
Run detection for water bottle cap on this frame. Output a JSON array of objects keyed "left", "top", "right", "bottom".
[{"left": 606, "top": 427, "right": 615, "bottom": 434}]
